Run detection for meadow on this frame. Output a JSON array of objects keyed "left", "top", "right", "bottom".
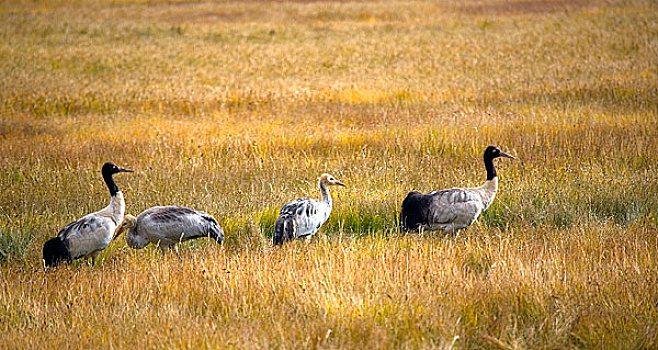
[{"left": 1, "top": 0, "right": 657, "bottom": 348}]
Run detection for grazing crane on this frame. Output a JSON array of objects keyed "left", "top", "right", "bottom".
[
  {"left": 113, "top": 206, "right": 224, "bottom": 259},
  {"left": 273, "top": 173, "right": 346, "bottom": 245},
  {"left": 42, "top": 162, "right": 132, "bottom": 267},
  {"left": 400, "top": 145, "right": 515, "bottom": 234}
]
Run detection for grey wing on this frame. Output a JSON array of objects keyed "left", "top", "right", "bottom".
[
  {"left": 138, "top": 206, "right": 212, "bottom": 244},
  {"left": 273, "top": 198, "right": 324, "bottom": 244},
  {"left": 427, "top": 189, "right": 483, "bottom": 230},
  {"left": 57, "top": 214, "right": 114, "bottom": 259},
  {"left": 291, "top": 199, "right": 325, "bottom": 238},
  {"left": 274, "top": 199, "right": 305, "bottom": 245}
]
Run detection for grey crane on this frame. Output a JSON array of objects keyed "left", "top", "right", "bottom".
[
  {"left": 400, "top": 145, "right": 515, "bottom": 234},
  {"left": 273, "top": 173, "right": 345, "bottom": 245},
  {"left": 42, "top": 162, "right": 132, "bottom": 267},
  {"left": 113, "top": 206, "right": 224, "bottom": 258}
]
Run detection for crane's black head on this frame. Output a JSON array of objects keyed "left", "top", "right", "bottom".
[
  {"left": 102, "top": 162, "right": 132, "bottom": 196},
  {"left": 483, "top": 146, "right": 515, "bottom": 180},
  {"left": 102, "top": 162, "right": 133, "bottom": 176},
  {"left": 483, "top": 145, "right": 515, "bottom": 161}
]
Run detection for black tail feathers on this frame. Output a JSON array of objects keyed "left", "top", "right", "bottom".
[
  {"left": 400, "top": 192, "right": 429, "bottom": 232},
  {"left": 273, "top": 217, "right": 295, "bottom": 246},
  {"left": 273, "top": 220, "right": 284, "bottom": 246},
  {"left": 43, "top": 237, "right": 71, "bottom": 267}
]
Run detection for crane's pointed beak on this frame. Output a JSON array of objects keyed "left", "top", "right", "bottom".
[
  {"left": 335, "top": 181, "right": 346, "bottom": 187},
  {"left": 500, "top": 151, "right": 516, "bottom": 159},
  {"left": 119, "top": 168, "right": 134, "bottom": 173},
  {"left": 112, "top": 225, "right": 125, "bottom": 241}
]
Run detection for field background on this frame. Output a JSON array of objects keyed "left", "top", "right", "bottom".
[{"left": 1, "top": 0, "right": 657, "bottom": 348}]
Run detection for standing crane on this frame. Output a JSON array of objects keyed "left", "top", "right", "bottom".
[
  {"left": 43, "top": 162, "right": 132, "bottom": 267},
  {"left": 400, "top": 146, "right": 515, "bottom": 234},
  {"left": 273, "top": 174, "right": 346, "bottom": 245}
]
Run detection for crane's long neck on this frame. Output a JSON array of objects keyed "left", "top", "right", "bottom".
[
  {"left": 102, "top": 171, "right": 125, "bottom": 224},
  {"left": 319, "top": 181, "right": 332, "bottom": 206},
  {"left": 104, "top": 191, "right": 125, "bottom": 225},
  {"left": 103, "top": 172, "right": 120, "bottom": 197},
  {"left": 126, "top": 227, "right": 149, "bottom": 249},
  {"left": 479, "top": 176, "right": 498, "bottom": 210},
  {"left": 484, "top": 154, "right": 497, "bottom": 181},
  {"left": 481, "top": 154, "right": 499, "bottom": 209}
]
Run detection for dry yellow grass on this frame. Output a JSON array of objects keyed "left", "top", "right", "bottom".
[
  {"left": 2, "top": 225, "right": 657, "bottom": 348},
  {"left": 0, "top": 0, "right": 657, "bottom": 348}
]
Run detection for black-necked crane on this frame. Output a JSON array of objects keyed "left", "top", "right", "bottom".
[
  {"left": 400, "top": 145, "right": 515, "bottom": 234},
  {"left": 113, "top": 206, "right": 224, "bottom": 259},
  {"left": 42, "top": 162, "right": 132, "bottom": 267},
  {"left": 273, "top": 173, "right": 346, "bottom": 245}
]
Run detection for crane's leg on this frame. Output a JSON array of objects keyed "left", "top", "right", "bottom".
[
  {"left": 88, "top": 251, "right": 101, "bottom": 266},
  {"left": 173, "top": 244, "right": 182, "bottom": 261},
  {"left": 158, "top": 244, "right": 168, "bottom": 256},
  {"left": 444, "top": 226, "right": 460, "bottom": 241}
]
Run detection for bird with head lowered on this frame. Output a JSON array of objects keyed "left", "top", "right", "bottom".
[{"left": 113, "top": 206, "right": 224, "bottom": 259}]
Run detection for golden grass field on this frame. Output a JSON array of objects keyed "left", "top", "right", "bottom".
[{"left": 1, "top": 0, "right": 657, "bottom": 348}]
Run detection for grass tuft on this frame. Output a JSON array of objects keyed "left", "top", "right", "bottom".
[{"left": 0, "top": 225, "right": 35, "bottom": 264}]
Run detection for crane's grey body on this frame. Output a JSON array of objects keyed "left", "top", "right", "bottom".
[
  {"left": 400, "top": 146, "right": 514, "bottom": 234},
  {"left": 273, "top": 174, "right": 345, "bottom": 245},
  {"left": 57, "top": 192, "right": 125, "bottom": 260},
  {"left": 43, "top": 162, "right": 132, "bottom": 267},
  {"left": 403, "top": 178, "right": 498, "bottom": 232},
  {"left": 115, "top": 206, "right": 223, "bottom": 255},
  {"left": 274, "top": 197, "right": 331, "bottom": 243}
]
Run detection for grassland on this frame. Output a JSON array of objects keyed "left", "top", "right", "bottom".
[{"left": 1, "top": 0, "right": 657, "bottom": 348}]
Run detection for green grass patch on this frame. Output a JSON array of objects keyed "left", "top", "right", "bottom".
[{"left": 0, "top": 225, "right": 35, "bottom": 264}]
